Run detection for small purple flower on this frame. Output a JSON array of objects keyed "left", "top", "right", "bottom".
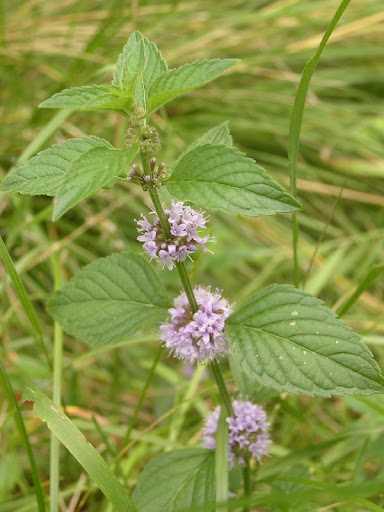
[
  {"left": 160, "top": 287, "right": 231, "bottom": 363},
  {"left": 202, "top": 400, "right": 271, "bottom": 466},
  {"left": 136, "top": 201, "right": 210, "bottom": 269}
]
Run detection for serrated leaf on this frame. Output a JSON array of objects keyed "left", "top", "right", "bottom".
[
  {"left": 39, "top": 85, "right": 132, "bottom": 112},
  {"left": 227, "top": 284, "right": 384, "bottom": 396},
  {"left": 167, "top": 144, "right": 300, "bottom": 216},
  {"left": 148, "top": 59, "right": 238, "bottom": 112},
  {"left": 113, "top": 31, "right": 168, "bottom": 92},
  {"left": 1, "top": 137, "right": 111, "bottom": 196},
  {"left": 48, "top": 251, "right": 169, "bottom": 346},
  {"left": 28, "top": 388, "right": 136, "bottom": 512},
  {"left": 190, "top": 122, "right": 233, "bottom": 149},
  {"left": 177, "top": 122, "right": 233, "bottom": 164},
  {"left": 52, "top": 145, "right": 138, "bottom": 220},
  {"left": 133, "top": 449, "right": 215, "bottom": 512}
]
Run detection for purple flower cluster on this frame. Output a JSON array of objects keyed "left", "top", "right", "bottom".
[
  {"left": 203, "top": 400, "right": 271, "bottom": 465},
  {"left": 136, "top": 201, "right": 209, "bottom": 269},
  {"left": 160, "top": 287, "right": 231, "bottom": 363}
]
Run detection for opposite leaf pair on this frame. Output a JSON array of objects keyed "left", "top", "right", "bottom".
[
  {"left": 48, "top": 250, "right": 384, "bottom": 397},
  {"left": 39, "top": 32, "right": 238, "bottom": 114},
  {"left": 1, "top": 122, "right": 299, "bottom": 221}
]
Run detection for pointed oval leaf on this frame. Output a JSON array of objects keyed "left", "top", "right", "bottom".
[
  {"left": 191, "top": 121, "right": 233, "bottom": 148},
  {"left": 148, "top": 59, "right": 238, "bottom": 112},
  {"left": 0, "top": 137, "right": 110, "bottom": 196},
  {"left": 48, "top": 251, "right": 170, "bottom": 346},
  {"left": 113, "top": 31, "right": 167, "bottom": 92},
  {"left": 39, "top": 85, "right": 131, "bottom": 112},
  {"left": 29, "top": 389, "right": 136, "bottom": 512},
  {"left": 228, "top": 284, "right": 384, "bottom": 396},
  {"left": 176, "top": 122, "right": 233, "bottom": 165},
  {"left": 52, "top": 145, "right": 138, "bottom": 220},
  {"left": 167, "top": 144, "right": 300, "bottom": 216},
  {"left": 133, "top": 449, "right": 215, "bottom": 512}
]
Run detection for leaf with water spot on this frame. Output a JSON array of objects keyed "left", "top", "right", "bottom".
[{"left": 227, "top": 284, "right": 384, "bottom": 396}]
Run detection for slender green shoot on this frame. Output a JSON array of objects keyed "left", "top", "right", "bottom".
[
  {"left": 215, "top": 407, "right": 229, "bottom": 510},
  {"left": 49, "top": 254, "right": 63, "bottom": 512},
  {"left": 288, "top": 0, "right": 351, "bottom": 287},
  {"left": 0, "top": 360, "right": 46, "bottom": 512},
  {"left": 0, "top": 235, "right": 50, "bottom": 367},
  {"left": 337, "top": 265, "right": 384, "bottom": 318},
  {"left": 242, "top": 458, "right": 251, "bottom": 512}
]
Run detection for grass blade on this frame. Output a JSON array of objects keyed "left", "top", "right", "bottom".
[
  {"left": 288, "top": 0, "right": 351, "bottom": 287},
  {"left": 49, "top": 254, "right": 63, "bottom": 512},
  {"left": 29, "top": 388, "right": 136, "bottom": 512},
  {"left": 0, "top": 235, "right": 50, "bottom": 367},
  {"left": 0, "top": 361, "right": 46, "bottom": 512},
  {"left": 337, "top": 265, "right": 384, "bottom": 317}
]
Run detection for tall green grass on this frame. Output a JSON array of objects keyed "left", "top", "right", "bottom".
[{"left": 1, "top": 1, "right": 384, "bottom": 510}]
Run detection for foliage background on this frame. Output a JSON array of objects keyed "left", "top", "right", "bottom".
[{"left": 1, "top": 0, "right": 384, "bottom": 510}]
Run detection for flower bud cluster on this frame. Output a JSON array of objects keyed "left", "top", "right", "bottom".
[
  {"left": 128, "top": 158, "right": 167, "bottom": 189},
  {"left": 160, "top": 286, "right": 231, "bottom": 362},
  {"left": 203, "top": 400, "right": 271, "bottom": 465},
  {"left": 136, "top": 201, "right": 209, "bottom": 269}
]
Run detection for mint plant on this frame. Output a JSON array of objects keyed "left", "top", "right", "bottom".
[{"left": 2, "top": 31, "right": 384, "bottom": 511}]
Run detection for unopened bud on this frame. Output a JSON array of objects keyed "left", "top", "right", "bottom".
[{"left": 149, "top": 157, "right": 157, "bottom": 171}]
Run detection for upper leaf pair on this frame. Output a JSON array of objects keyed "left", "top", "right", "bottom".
[
  {"left": 40, "top": 32, "right": 238, "bottom": 114},
  {"left": 1, "top": 121, "right": 299, "bottom": 220}
]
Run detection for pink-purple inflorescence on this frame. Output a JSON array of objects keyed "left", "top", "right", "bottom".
[
  {"left": 136, "top": 201, "right": 209, "bottom": 269},
  {"left": 202, "top": 400, "right": 271, "bottom": 466},
  {"left": 160, "top": 286, "right": 231, "bottom": 363}
]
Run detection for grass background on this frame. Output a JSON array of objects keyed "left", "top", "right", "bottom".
[{"left": 1, "top": 0, "right": 384, "bottom": 510}]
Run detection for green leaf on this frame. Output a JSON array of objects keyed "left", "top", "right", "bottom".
[
  {"left": 190, "top": 122, "right": 233, "bottom": 148},
  {"left": 148, "top": 59, "right": 238, "bottom": 112},
  {"left": 176, "top": 122, "right": 233, "bottom": 165},
  {"left": 52, "top": 145, "right": 138, "bottom": 220},
  {"left": 48, "top": 251, "right": 169, "bottom": 347},
  {"left": 113, "top": 31, "right": 167, "bottom": 92},
  {"left": 167, "top": 144, "right": 300, "bottom": 217},
  {"left": 227, "top": 284, "right": 384, "bottom": 396},
  {"left": 133, "top": 448, "right": 215, "bottom": 512},
  {"left": 39, "top": 85, "right": 132, "bottom": 112},
  {"left": 28, "top": 388, "right": 136, "bottom": 512},
  {"left": 1, "top": 137, "right": 110, "bottom": 196}
]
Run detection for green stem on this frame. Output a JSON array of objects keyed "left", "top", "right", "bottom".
[
  {"left": 210, "top": 360, "right": 233, "bottom": 417},
  {"left": 242, "top": 458, "right": 251, "bottom": 512},
  {"left": 176, "top": 262, "right": 198, "bottom": 312},
  {"left": 49, "top": 255, "right": 63, "bottom": 512},
  {"left": 0, "top": 235, "right": 50, "bottom": 367},
  {"left": 215, "top": 407, "right": 229, "bottom": 510},
  {"left": 0, "top": 360, "right": 46, "bottom": 512}
]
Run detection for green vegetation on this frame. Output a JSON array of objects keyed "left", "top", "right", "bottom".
[{"left": 1, "top": 1, "right": 384, "bottom": 510}]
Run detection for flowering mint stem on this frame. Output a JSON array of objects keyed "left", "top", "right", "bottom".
[{"left": 142, "top": 154, "right": 233, "bottom": 416}]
